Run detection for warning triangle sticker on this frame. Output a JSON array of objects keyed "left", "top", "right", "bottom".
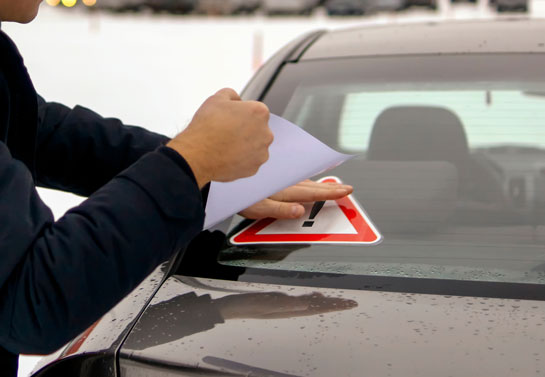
[{"left": 230, "top": 176, "right": 382, "bottom": 245}]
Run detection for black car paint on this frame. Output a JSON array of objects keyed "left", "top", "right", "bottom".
[{"left": 32, "top": 260, "right": 178, "bottom": 377}]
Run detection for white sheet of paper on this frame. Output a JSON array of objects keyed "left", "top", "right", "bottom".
[{"left": 204, "top": 114, "right": 354, "bottom": 229}]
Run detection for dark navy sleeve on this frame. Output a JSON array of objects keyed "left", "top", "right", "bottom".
[
  {"left": 35, "top": 97, "right": 170, "bottom": 196},
  {"left": 0, "top": 140, "right": 205, "bottom": 354}
]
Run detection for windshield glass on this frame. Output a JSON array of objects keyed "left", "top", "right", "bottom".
[{"left": 213, "top": 54, "right": 545, "bottom": 296}]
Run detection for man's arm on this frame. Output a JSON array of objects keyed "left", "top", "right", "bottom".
[
  {"left": 0, "top": 141, "right": 205, "bottom": 354},
  {"left": 35, "top": 95, "right": 353, "bottom": 214},
  {"left": 0, "top": 88, "right": 273, "bottom": 355},
  {"left": 35, "top": 96, "right": 169, "bottom": 196}
]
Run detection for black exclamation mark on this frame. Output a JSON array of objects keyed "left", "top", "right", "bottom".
[{"left": 303, "top": 201, "right": 325, "bottom": 227}]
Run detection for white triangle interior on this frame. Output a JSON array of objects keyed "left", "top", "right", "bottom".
[{"left": 256, "top": 200, "right": 358, "bottom": 235}]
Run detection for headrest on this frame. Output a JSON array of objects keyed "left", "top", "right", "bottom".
[
  {"left": 333, "top": 160, "right": 458, "bottom": 233},
  {"left": 367, "top": 106, "right": 469, "bottom": 164}
]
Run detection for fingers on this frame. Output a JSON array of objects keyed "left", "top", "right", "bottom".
[
  {"left": 247, "top": 100, "right": 270, "bottom": 121},
  {"left": 176, "top": 88, "right": 272, "bottom": 184},
  {"left": 214, "top": 87, "right": 241, "bottom": 101},
  {"left": 239, "top": 198, "right": 305, "bottom": 220},
  {"left": 295, "top": 180, "right": 353, "bottom": 190},
  {"left": 239, "top": 180, "right": 354, "bottom": 220},
  {"left": 270, "top": 180, "right": 353, "bottom": 203}
]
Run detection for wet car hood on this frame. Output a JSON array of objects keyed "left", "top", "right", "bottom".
[{"left": 118, "top": 276, "right": 545, "bottom": 377}]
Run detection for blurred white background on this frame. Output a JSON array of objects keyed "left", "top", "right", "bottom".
[{"left": 3, "top": 0, "right": 543, "bottom": 375}]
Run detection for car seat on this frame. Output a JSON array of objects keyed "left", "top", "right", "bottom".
[{"left": 367, "top": 106, "right": 507, "bottom": 225}]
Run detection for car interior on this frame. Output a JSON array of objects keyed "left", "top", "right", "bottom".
[
  {"left": 366, "top": 105, "right": 508, "bottom": 227},
  {"left": 282, "top": 88, "right": 545, "bottom": 233}
]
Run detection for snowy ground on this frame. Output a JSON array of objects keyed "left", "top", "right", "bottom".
[{"left": 2, "top": 1, "right": 540, "bottom": 375}]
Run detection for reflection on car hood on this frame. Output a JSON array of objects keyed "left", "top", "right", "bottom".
[{"left": 119, "top": 276, "right": 545, "bottom": 377}]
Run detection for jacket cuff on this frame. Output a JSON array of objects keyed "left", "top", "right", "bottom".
[
  {"left": 118, "top": 149, "right": 205, "bottom": 223},
  {"left": 158, "top": 146, "right": 198, "bottom": 186},
  {"left": 159, "top": 146, "right": 210, "bottom": 206}
]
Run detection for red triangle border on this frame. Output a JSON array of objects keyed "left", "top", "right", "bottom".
[{"left": 230, "top": 176, "right": 383, "bottom": 245}]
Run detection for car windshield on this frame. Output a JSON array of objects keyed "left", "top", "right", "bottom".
[{"left": 193, "top": 53, "right": 545, "bottom": 298}]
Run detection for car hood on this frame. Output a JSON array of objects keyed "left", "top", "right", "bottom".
[{"left": 119, "top": 276, "right": 545, "bottom": 377}]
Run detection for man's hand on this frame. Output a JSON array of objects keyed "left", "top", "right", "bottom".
[
  {"left": 239, "top": 179, "right": 353, "bottom": 219},
  {"left": 167, "top": 88, "right": 273, "bottom": 188}
]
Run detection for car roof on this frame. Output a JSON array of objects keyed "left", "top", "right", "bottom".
[{"left": 301, "top": 18, "right": 545, "bottom": 60}]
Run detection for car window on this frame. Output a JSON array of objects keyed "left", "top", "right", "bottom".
[
  {"left": 338, "top": 90, "right": 545, "bottom": 152},
  {"left": 192, "top": 54, "right": 545, "bottom": 298}
]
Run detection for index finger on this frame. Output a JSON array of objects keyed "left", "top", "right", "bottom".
[{"left": 270, "top": 182, "right": 353, "bottom": 202}]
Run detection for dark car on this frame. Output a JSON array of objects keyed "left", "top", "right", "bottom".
[
  {"left": 495, "top": 0, "right": 528, "bottom": 12},
  {"left": 196, "top": 0, "right": 261, "bottom": 15},
  {"left": 144, "top": 0, "right": 197, "bottom": 14},
  {"left": 93, "top": 0, "right": 147, "bottom": 12},
  {"left": 364, "top": 0, "right": 406, "bottom": 12},
  {"left": 325, "top": 0, "right": 367, "bottom": 15},
  {"left": 32, "top": 19, "right": 545, "bottom": 377},
  {"left": 405, "top": 0, "right": 436, "bottom": 9},
  {"left": 261, "top": 0, "right": 319, "bottom": 15},
  {"left": 325, "top": 0, "right": 405, "bottom": 15}
]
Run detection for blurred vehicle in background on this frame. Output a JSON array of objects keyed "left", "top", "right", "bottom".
[
  {"left": 365, "top": 0, "right": 406, "bottom": 12},
  {"left": 93, "top": 0, "right": 145, "bottom": 12},
  {"left": 196, "top": 0, "right": 261, "bottom": 15},
  {"left": 262, "top": 0, "right": 319, "bottom": 15},
  {"left": 325, "top": 0, "right": 406, "bottom": 15},
  {"left": 495, "top": 0, "right": 528, "bottom": 12},
  {"left": 145, "top": 0, "right": 196, "bottom": 14},
  {"left": 47, "top": 0, "right": 531, "bottom": 14},
  {"left": 325, "top": 0, "right": 366, "bottom": 15},
  {"left": 405, "top": 0, "right": 436, "bottom": 9}
]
